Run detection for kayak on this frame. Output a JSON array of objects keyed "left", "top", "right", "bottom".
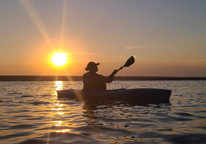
[{"left": 57, "top": 88, "right": 172, "bottom": 104}]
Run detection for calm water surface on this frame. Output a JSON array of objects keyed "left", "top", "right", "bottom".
[{"left": 0, "top": 81, "right": 206, "bottom": 144}]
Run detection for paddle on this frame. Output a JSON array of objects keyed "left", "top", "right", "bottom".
[{"left": 116, "top": 56, "right": 135, "bottom": 72}]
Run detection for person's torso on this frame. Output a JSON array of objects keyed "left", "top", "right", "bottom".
[{"left": 83, "top": 72, "right": 106, "bottom": 91}]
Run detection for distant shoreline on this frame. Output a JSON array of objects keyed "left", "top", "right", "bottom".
[{"left": 0, "top": 76, "right": 206, "bottom": 81}]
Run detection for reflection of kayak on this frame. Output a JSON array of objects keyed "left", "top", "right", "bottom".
[{"left": 57, "top": 88, "right": 172, "bottom": 104}]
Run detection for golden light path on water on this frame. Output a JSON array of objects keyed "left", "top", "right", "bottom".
[
  {"left": 53, "top": 81, "right": 70, "bottom": 133},
  {"left": 44, "top": 81, "right": 71, "bottom": 144},
  {"left": 51, "top": 81, "right": 86, "bottom": 136}
]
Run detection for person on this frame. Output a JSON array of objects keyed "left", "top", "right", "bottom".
[{"left": 83, "top": 61, "right": 118, "bottom": 92}]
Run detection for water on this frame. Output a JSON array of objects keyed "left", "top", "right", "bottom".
[{"left": 0, "top": 81, "right": 206, "bottom": 144}]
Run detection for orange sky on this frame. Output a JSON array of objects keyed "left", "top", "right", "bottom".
[{"left": 0, "top": 0, "right": 206, "bottom": 77}]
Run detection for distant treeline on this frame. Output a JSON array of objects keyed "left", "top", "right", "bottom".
[{"left": 0, "top": 76, "right": 206, "bottom": 81}]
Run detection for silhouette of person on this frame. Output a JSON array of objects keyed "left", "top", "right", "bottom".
[{"left": 83, "top": 62, "right": 118, "bottom": 92}]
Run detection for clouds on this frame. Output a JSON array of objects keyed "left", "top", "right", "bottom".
[
  {"left": 185, "top": 59, "right": 206, "bottom": 65},
  {"left": 71, "top": 51, "right": 94, "bottom": 56},
  {"left": 125, "top": 45, "right": 151, "bottom": 50}
]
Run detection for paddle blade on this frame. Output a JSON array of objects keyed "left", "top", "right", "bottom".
[{"left": 123, "top": 56, "right": 135, "bottom": 67}]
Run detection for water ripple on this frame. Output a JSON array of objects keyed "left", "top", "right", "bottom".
[{"left": 0, "top": 81, "right": 206, "bottom": 144}]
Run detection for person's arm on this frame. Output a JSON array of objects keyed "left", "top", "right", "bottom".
[{"left": 105, "top": 69, "right": 118, "bottom": 83}]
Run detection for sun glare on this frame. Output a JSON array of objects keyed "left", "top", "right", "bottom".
[{"left": 51, "top": 53, "right": 68, "bottom": 66}]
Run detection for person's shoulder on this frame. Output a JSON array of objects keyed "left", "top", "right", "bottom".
[
  {"left": 83, "top": 72, "right": 92, "bottom": 79},
  {"left": 83, "top": 72, "right": 89, "bottom": 77}
]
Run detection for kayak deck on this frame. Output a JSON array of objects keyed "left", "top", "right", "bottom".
[{"left": 57, "top": 88, "right": 172, "bottom": 104}]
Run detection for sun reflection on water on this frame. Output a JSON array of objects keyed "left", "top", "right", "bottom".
[
  {"left": 53, "top": 101, "right": 65, "bottom": 114},
  {"left": 51, "top": 81, "right": 72, "bottom": 133},
  {"left": 56, "top": 129, "right": 70, "bottom": 133},
  {"left": 52, "top": 107, "right": 63, "bottom": 111},
  {"left": 55, "top": 81, "right": 63, "bottom": 91},
  {"left": 57, "top": 112, "right": 64, "bottom": 115},
  {"left": 53, "top": 121, "right": 62, "bottom": 126},
  {"left": 54, "top": 81, "right": 63, "bottom": 96}
]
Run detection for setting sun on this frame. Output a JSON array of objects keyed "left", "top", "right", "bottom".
[{"left": 51, "top": 53, "right": 68, "bottom": 66}]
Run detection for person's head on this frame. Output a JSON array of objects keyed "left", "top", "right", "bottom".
[{"left": 85, "top": 62, "right": 99, "bottom": 72}]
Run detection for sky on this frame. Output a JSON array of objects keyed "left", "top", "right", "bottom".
[{"left": 0, "top": 0, "right": 206, "bottom": 77}]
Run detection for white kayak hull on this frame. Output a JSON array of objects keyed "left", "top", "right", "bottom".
[{"left": 57, "top": 88, "right": 172, "bottom": 104}]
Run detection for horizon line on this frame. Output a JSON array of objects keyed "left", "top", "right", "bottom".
[{"left": 0, "top": 75, "right": 206, "bottom": 81}]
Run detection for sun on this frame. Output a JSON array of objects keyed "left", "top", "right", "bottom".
[{"left": 51, "top": 53, "right": 68, "bottom": 66}]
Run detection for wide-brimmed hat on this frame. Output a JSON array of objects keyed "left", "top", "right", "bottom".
[{"left": 85, "top": 61, "right": 100, "bottom": 71}]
